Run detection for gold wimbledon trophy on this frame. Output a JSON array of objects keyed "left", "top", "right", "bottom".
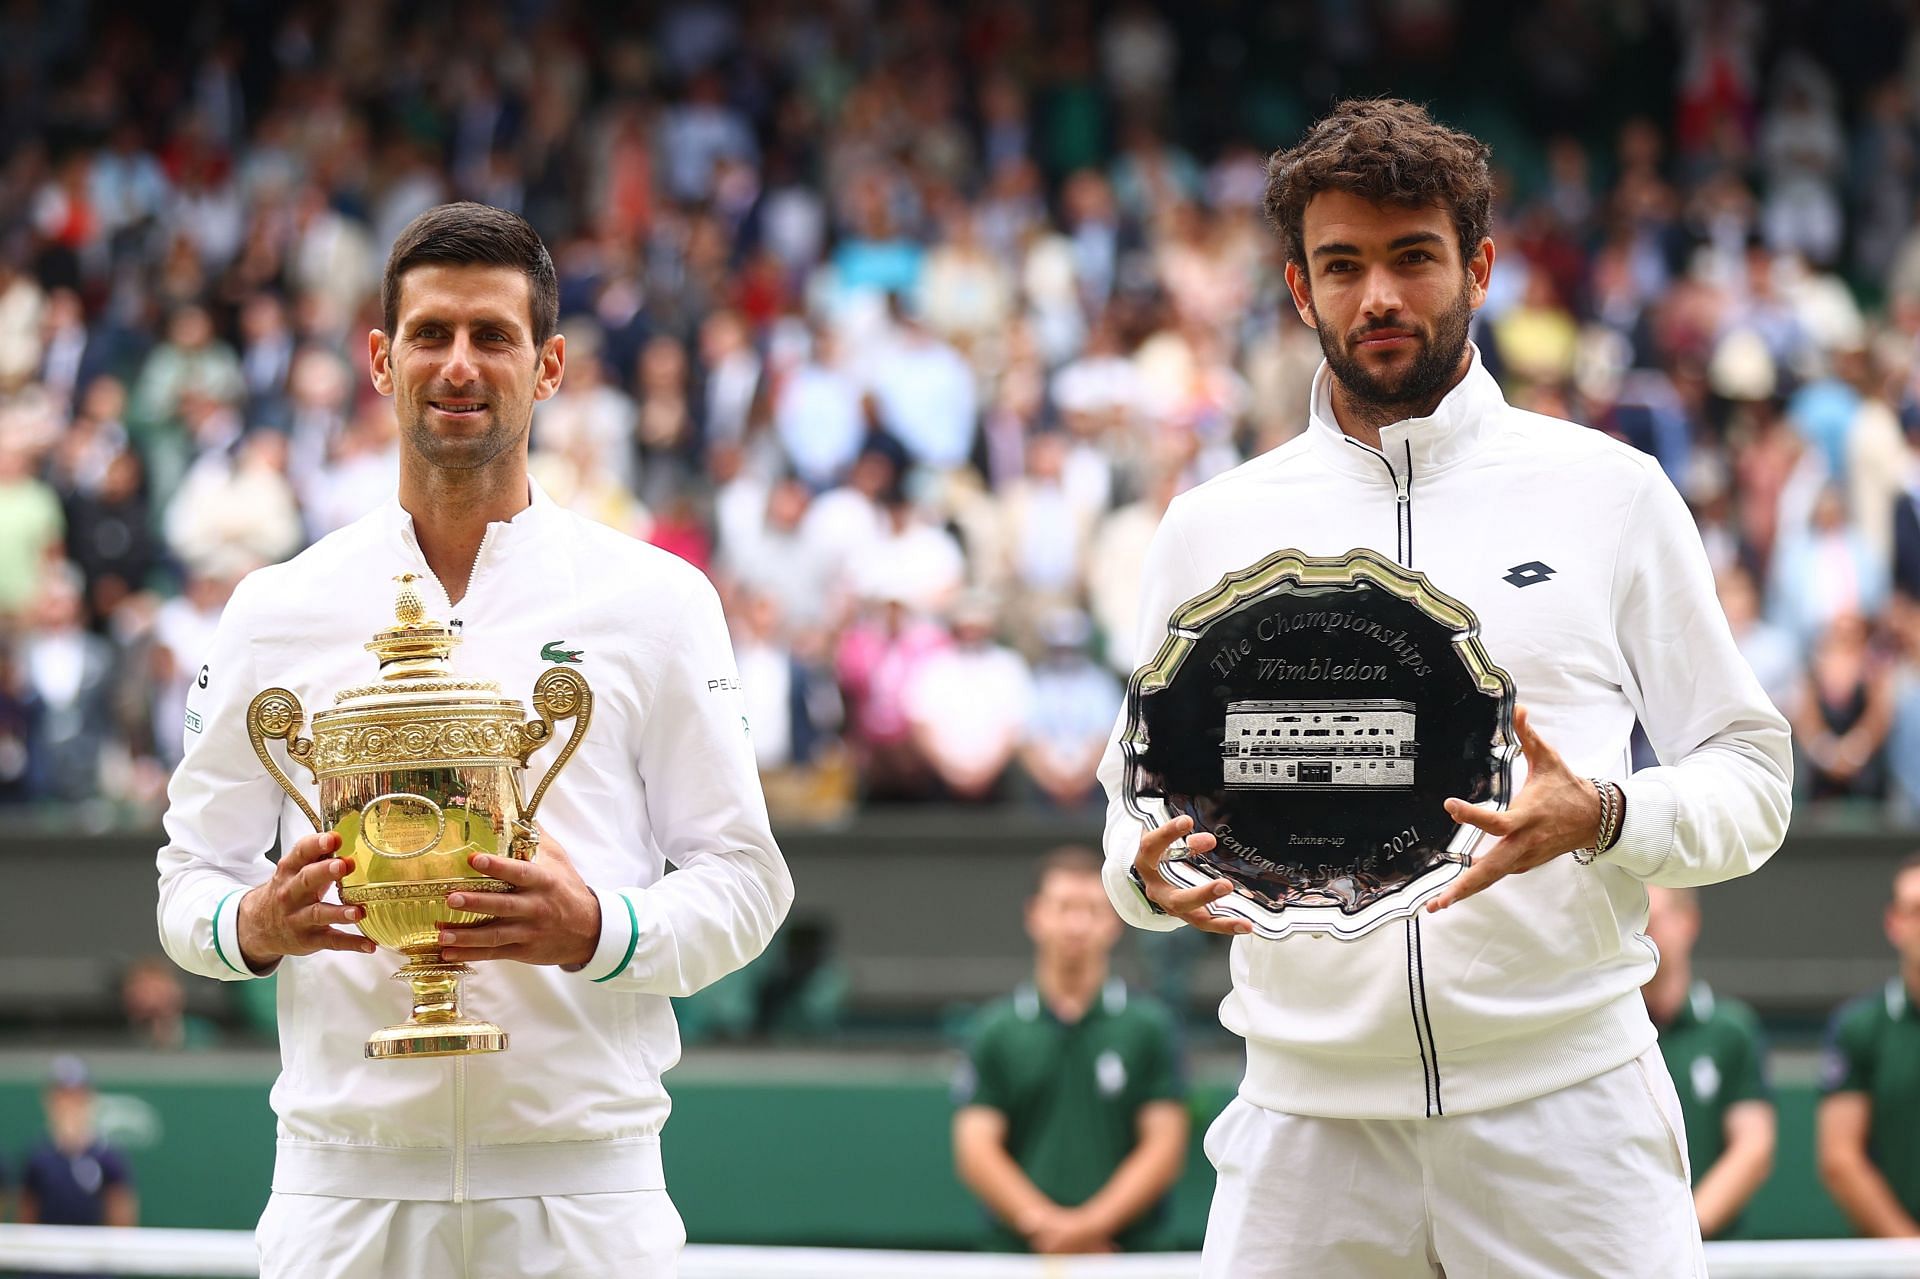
[{"left": 244, "top": 574, "right": 591, "bottom": 1060}]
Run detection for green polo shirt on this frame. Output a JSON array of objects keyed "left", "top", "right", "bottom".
[
  {"left": 955, "top": 979, "right": 1183, "bottom": 1252},
  {"left": 1654, "top": 982, "right": 1769, "bottom": 1189},
  {"left": 1823, "top": 978, "right": 1920, "bottom": 1219}
]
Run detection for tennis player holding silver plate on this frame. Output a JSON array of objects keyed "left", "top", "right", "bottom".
[
  {"left": 1099, "top": 99, "right": 1791, "bottom": 1278},
  {"left": 1121, "top": 546, "right": 1518, "bottom": 941}
]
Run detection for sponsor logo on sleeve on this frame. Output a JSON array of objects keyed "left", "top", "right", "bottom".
[
  {"left": 185, "top": 709, "right": 204, "bottom": 735},
  {"left": 197, "top": 665, "right": 210, "bottom": 689}
]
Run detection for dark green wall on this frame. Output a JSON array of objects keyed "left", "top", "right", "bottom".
[{"left": 0, "top": 1063, "right": 1856, "bottom": 1245}]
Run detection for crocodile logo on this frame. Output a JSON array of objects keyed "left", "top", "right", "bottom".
[{"left": 541, "top": 640, "right": 585, "bottom": 664}]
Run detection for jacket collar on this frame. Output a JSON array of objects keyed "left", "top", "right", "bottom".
[
  {"left": 1013, "top": 977, "right": 1129, "bottom": 1027},
  {"left": 379, "top": 474, "right": 559, "bottom": 600},
  {"left": 1674, "top": 981, "right": 1715, "bottom": 1030},
  {"left": 380, "top": 473, "right": 557, "bottom": 548},
  {"left": 1304, "top": 342, "right": 1506, "bottom": 484}
]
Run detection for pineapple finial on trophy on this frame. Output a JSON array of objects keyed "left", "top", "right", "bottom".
[
  {"left": 394, "top": 572, "right": 427, "bottom": 627},
  {"left": 365, "top": 572, "right": 459, "bottom": 677}
]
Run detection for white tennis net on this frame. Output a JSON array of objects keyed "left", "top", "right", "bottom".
[{"left": 6, "top": 1227, "right": 1920, "bottom": 1278}]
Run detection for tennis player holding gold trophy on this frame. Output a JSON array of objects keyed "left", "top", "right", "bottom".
[{"left": 245, "top": 572, "right": 590, "bottom": 1059}]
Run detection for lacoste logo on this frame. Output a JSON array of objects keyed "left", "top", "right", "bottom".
[
  {"left": 1502, "top": 561, "right": 1556, "bottom": 588},
  {"left": 541, "top": 640, "right": 585, "bottom": 664}
]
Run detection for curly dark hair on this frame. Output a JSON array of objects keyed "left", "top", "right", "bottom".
[{"left": 1263, "top": 98, "right": 1493, "bottom": 273}]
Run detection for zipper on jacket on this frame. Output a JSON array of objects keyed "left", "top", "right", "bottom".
[
  {"left": 455, "top": 523, "right": 499, "bottom": 608},
  {"left": 1349, "top": 435, "right": 1443, "bottom": 1115},
  {"left": 1393, "top": 442, "right": 1412, "bottom": 566},
  {"left": 1394, "top": 437, "right": 1442, "bottom": 1116},
  {"left": 453, "top": 1058, "right": 468, "bottom": 1203},
  {"left": 402, "top": 520, "right": 500, "bottom": 614}
]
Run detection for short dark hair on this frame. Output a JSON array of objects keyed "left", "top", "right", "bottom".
[
  {"left": 1262, "top": 98, "right": 1494, "bottom": 273},
  {"left": 381, "top": 202, "right": 559, "bottom": 347},
  {"left": 1035, "top": 845, "right": 1104, "bottom": 892}
]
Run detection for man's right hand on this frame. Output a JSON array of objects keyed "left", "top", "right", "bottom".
[
  {"left": 236, "top": 831, "right": 378, "bottom": 972},
  {"left": 1132, "top": 815, "right": 1254, "bottom": 935}
]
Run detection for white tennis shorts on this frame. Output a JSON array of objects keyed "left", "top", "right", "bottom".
[
  {"left": 255, "top": 1187, "right": 685, "bottom": 1279},
  {"left": 1201, "top": 1045, "right": 1707, "bottom": 1278}
]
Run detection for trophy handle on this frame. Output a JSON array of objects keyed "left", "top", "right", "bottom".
[
  {"left": 246, "top": 688, "right": 323, "bottom": 833},
  {"left": 516, "top": 667, "right": 593, "bottom": 837}
]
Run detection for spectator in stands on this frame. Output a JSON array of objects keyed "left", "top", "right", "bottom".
[
  {"left": 869, "top": 295, "right": 978, "bottom": 473},
  {"left": 851, "top": 485, "right": 967, "bottom": 618},
  {"left": 1090, "top": 440, "right": 1187, "bottom": 674},
  {"left": 1885, "top": 602, "right": 1920, "bottom": 822},
  {"left": 530, "top": 321, "right": 639, "bottom": 498},
  {"left": 835, "top": 580, "right": 949, "bottom": 801},
  {"left": 697, "top": 308, "right": 761, "bottom": 451},
  {"left": 1769, "top": 487, "right": 1887, "bottom": 649},
  {"left": 995, "top": 431, "right": 1100, "bottom": 629},
  {"left": 1642, "top": 885, "right": 1775, "bottom": 1238},
  {"left": 1818, "top": 852, "right": 1920, "bottom": 1235},
  {"left": 773, "top": 324, "right": 865, "bottom": 492},
  {"left": 1790, "top": 611, "right": 1893, "bottom": 802},
  {"left": 126, "top": 303, "right": 242, "bottom": 457},
  {"left": 16, "top": 1056, "right": 136, "bottom": 1228},
  {"left": 0, "top": 644, "right": 37, "bottom": 804},
  {"left": 20, "top": 568, "right": 113, "bottom": 803},
  {"left": 163, "top": 427, "right": 304, "bottom": 579},
  {"left": 0, "top": 441, "right": 63, "bottom": 620},
  {"left": 1717, "top": 562, "right": 1799, "bottom": 714},
  {"left": 59, "top": 446, "right": 158, "bottom": 626},
  {"left": 1889, "top": 434, "right": 1920, "bottom": 605},
  {"left": 908, "top": 592, "right": 1032, "bottom": 801},
  {"left": 1020, "top": 608, "right": 1122, "bottom": 809},
  {"left": 734, "top": 589, "right": 838, "bottom": 774},
  {"left": 953, "top": 846, "right": 1187, "bottom": 1254},
  {"left": 148, "top": 562, "right": 241, "bottom": 768}
]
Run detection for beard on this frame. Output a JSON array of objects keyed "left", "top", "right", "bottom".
[
  {"left": 398, "top": 389, "right": 527, "bottom": 472},
  {"left": 1314, "top": 278, "right": 1474, "bottom": 414}
]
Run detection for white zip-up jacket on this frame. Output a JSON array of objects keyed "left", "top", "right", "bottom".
[
  {"left": 156, "top": 481, "right": 793, "bottom": 1200},
  {"left": 1098, "top": 347, "right": 1791, "bottom": 1121}
]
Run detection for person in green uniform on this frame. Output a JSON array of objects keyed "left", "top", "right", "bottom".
[
  {"left": 952, "top": 845, "right": 1189, "bottom": 1254},
  {"left": 1642, "top": 885, "right": 1775, "bottom": 1238},
  {"left": 1819, "top": 852, "right": 1920, "bottom": 1235}
]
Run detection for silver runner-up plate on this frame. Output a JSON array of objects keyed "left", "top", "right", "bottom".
[{"left": 1122, "top": 548, "right": 1518, "bottom": 940}]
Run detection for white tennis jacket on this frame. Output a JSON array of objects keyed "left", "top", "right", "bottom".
[
  {"left": 1098, "top": 347, "right": 1792, "bottom": 1120},
  {"left": 157, "top": 480, "right": 793, "bottom": 1200}
]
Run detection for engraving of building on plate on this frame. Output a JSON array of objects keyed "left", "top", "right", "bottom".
[{"left": 1222, "top": 699, "right": 1418, "bottom": 791}]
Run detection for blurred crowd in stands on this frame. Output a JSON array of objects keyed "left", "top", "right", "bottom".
[{"left": 5, "top": 0, "right": 1920, "bottom": 823}]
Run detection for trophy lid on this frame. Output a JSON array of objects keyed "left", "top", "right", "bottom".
[{"left": 330, "top": 573, "right": 506, "bottom": 706}]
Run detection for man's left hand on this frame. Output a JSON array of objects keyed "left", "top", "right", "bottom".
[
  {"left": 1028, "top": 1206, "right": 1117, "bottom": 1255},
  {"left": 439, "top": 829, "right": 602, "bottom": 968},
  {"left": 1425, "top": 704, "right": 1604, "bottom": 913}
]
